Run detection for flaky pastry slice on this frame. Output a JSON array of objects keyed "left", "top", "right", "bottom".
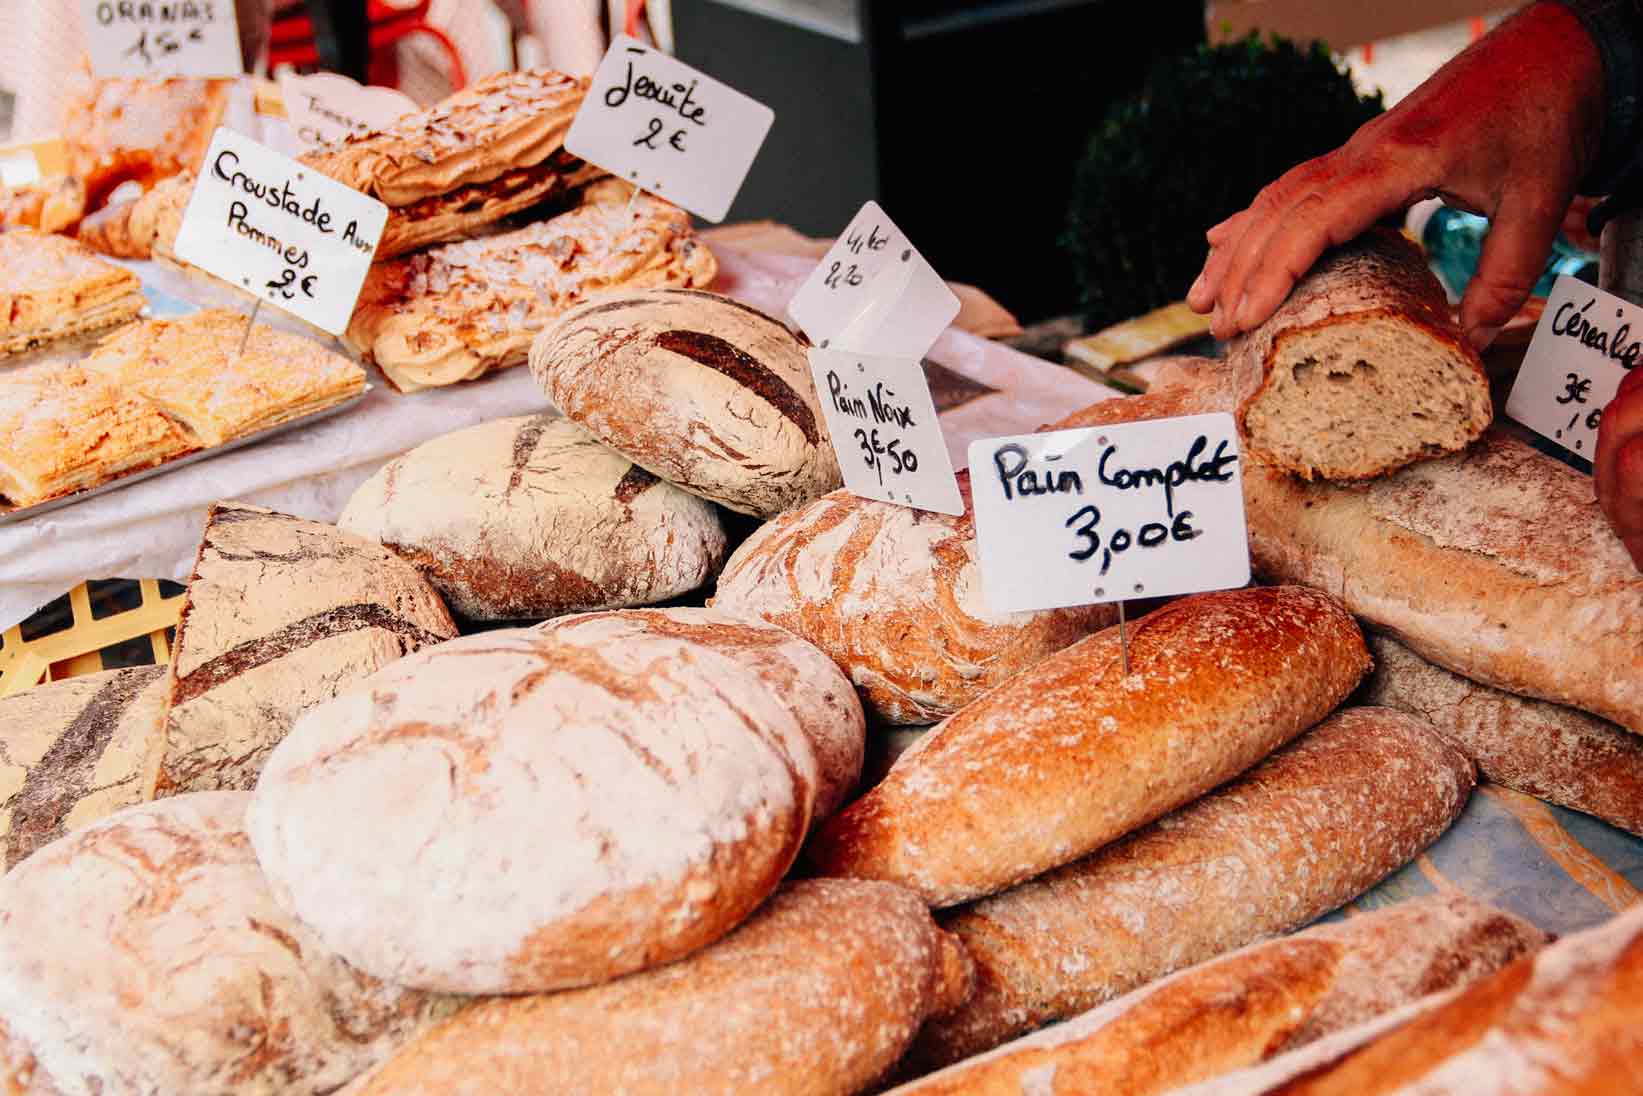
[
  {"left": 0, "top": 362, "right": 191, "bottom": 508},
  {"left": 346, "top": 183, "right": 718, "bottom": 392},
  {"left": 82, "top": 310, "right": 366, "bottom": 447},
  {"left": 0, "top": 229, "right": 145, "bottom": 355}
]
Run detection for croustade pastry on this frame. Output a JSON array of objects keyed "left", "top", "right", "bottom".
[{"left": 0, "top": 229, "right": 145, "bottom": 355}]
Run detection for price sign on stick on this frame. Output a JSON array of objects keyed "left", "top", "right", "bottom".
[
  {"left": 968, "top": 414, "right": 1250, "bottom": 614},
  {"left": 80, "top": 0, "right": 243, "bottom": 79},
  {"left": 788, "top": 201, "right": 960, "bottom": 360},
  {"left": 172, "top": 128, "right": 387, "bottom": 335},
  {"left": 566, "top": 35, "right": 774, "bottom": 223},
  {"left": 1505, "top": 275, "right": 1636, "bottom": 463},
  {"left": 278, "top": 72, "right": 417, "bottom": 150},
  {"left": 808, "top": 348, "right": 964, "bottom": 515}
]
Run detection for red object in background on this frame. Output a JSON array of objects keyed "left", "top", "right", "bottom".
[{"left": 270, "top": 1, "right": 467, "bottom": 89}]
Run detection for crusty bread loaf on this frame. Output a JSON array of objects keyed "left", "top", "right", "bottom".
[
  {"left": 249, "top": 608, "right": 864, "bottom": 995},
  {"left": 1048, "top": 360, "right": 1643, "bottom": 734},
  {"left": 890, "top": 893, "right": 1545, "bottom": 1096},
  {"left": 1228, "top": 228, "right": 1491, "bottom": 481},
  {"left": 1173, "top": 899, "right": 1643, "bottom": 1095},
  {"left": 808, "top": 586, "right": 1371, "bottom": 908},
  {"left": 908, "top": 707, "right": 1476, "bottom": 1068},
  {"left": 0, "top": 792, "right": 455, "bottom": 1096},
  {"left": 1362, "top": 634, "right": 1643, "bottom": 834},
  {"left": 530, "top": 288, "right": 842, "bottom": 517},
  {"left": 0, "top": 666, "right": 166, "bottom": 871},
  {"left": 339, "top": 415, "right": 728, "bottom": 621},
  {"left": 709, "top": 480, "right": 1113, "bottom": 725},
  {"left": 152, "top": 503, "right": 457, "bottom": 797},
  {"left": 342, "top": 879, "right": 973, "bottom": 1096}
]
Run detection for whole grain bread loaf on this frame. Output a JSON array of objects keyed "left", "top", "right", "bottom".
[
  {"left": 0, "top": 792, "right": 455, "bottom": 1096},
  {"left": 340, "top": 415, "right": 727, "bottom": 621},
  {"left": 529, "top": 288, "right": 842, "bottom": 517},
  {"left": 248, "top": 608, "right": 864, "bottom": 995},
  {"left": 0, "top": 666, "right": 165, "bottom": 871},
  {"left": 341, "top": 879, "right": 973, "bottom": 1096},
  {"left": 808, "top": 586, "right": 1371, "bottom": 907},
  {"left": 151, "top": 503, "right": 457, "bottom": 797},
  {"left": 909, "top": 707, "right": 1475, "bottom": 1068},
  {"left": 710, "top": 480, "right": 1112, "bottom": 725},
  {"left": 890, "top": 893, "right": 1544, "bottom": 1096}
]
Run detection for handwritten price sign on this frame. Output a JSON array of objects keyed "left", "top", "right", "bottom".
[
  {"left": 1506, "top": 275, "right": 1635, "bottom": 463},
  {"left": 80, "top": 0, "right": 243, "bottom": 78},
  {"left": 278, "top": 72, "right": 417, "bottom": 150},
  {"left": 968, "top": 414, "right": 1251, "bottom": 613},
  {"left": 172, "top": 129, "right": 387, "bottom": 334},
  {"left": 565, "top": 35, "right": 773, "bottom": 223}
]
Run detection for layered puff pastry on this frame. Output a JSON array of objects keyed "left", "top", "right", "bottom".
[
  {"left": 0, "top": 229, "right": 146, "bottom": 355},
  {"left": 346, "top": 182, "right": 717, "bottom": 392},
  {"left": 81, "top": 310, "right": 367, "bottom": 447}
]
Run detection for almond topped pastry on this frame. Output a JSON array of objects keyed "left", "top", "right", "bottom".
[{"left": 0, "top": 229, "right": 146, "bottom": 355}]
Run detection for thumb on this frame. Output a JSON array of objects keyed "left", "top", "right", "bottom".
[{"left": 1458, "top": 189, "right": 1565, "bottom": 349}]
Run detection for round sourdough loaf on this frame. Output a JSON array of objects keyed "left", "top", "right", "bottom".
[
  {"left": 528, "top": 288, "right": 841, "bottom": 517},
  {"left": 247, "top": 607, "right": 865, "bottom": 995},
  {"left": 711, "top": 480, "right": 1114, "bottom": 725},
  {"left": 0, "top": 792, "right": 455, "bottom": 1096},
  {"left": 339, "top": 414, "right": 727, "bottom": 621}
]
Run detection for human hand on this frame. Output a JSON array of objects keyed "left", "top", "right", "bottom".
[
  {"left": 1597, "top": 367, "right": 1643, "bottom": 569},
  {"left": 1186, "top": 3, "right": 1606, "bottom": 350}
]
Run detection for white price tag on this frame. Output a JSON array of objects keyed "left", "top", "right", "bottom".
[
  {"left": 278, "top": 72, "right": 417, "bottom": 150},
  {"left": 80, "top": 0, "right": 243, "bottom": 79},
  {"left": 565, "top": 35, "right": 773, "bottom": 223},
  {"left": 1505, "top": 275, "right": 1635, "bottom": 462},
  {"left": 968, "top": 414, "right": 1250, "bottom": 613},
  {"left": 808, "top": 348, "right": 964, "bottom": 515},
  {"left": 0, "top": 152, "right": 40, "bottom": 189},
  {"left": 171, "top": 128, "right": 387, "bottom": 335},
  {"left": 787, "top": 201, "right": 960, "bottom": 360}
]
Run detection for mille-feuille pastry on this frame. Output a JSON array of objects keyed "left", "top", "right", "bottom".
[
  {"left": 0, "top": 229, "right": 146, "bottom": 355},
  {"left": 0, "top": 362, "right": 190, "bottom": 508},
  {"left": 0, "top": 176, "right": 88, "bottom": 234},
  {"left": 299, "top": 68, "right": 606, "bottom": 260},
  {"left": 81, "top": 310, "right": 367, "bottom": 447},
  {"left": 346, "top": 182, "right": 716, "bottom": 392}
]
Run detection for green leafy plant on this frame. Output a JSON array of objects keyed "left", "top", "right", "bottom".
[{"left": 1065, "top": 33, "right": 1384, "bottom": 331}]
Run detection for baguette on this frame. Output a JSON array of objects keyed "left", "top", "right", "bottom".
[
  {"left": 808, "top": 586, "right": 1370, "bottom": 907},
  {"left": 890, "top": 894, "right": 1544, "bottom": 1096},
  {"left": 909, "top": 707, "right": 1476, "bottom": 1068}
]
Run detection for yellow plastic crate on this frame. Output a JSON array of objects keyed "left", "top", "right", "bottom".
[{"left": 0, "top": 580, "right": 184, "bottom": 696}]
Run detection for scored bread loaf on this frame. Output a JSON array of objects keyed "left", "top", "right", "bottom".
[
  {"left": 530, "top": 288, "right": 842, "bottom": 517},
  {"left": 249, "top": 608, "right": 864, "bottom": 995},
  {"left": 709, "top": 480, "right": 1113, "bottom": 725},
  {"left": 0, "top": 792, "right": 456, "bottom": 1096},
  {"left": 1362, "top": 634, "right": 1643, "bottom": 834},
  {"left": 907, "top": 706, "right": 1476, "bottom": 1068},
  {"left": 0, "top": 666, "right": 165, "bottom": 871},
  {"left": 808, "top": 586, "right": 1371, "bottom": 907},
  {"left": 1228, "top": 228, "right": 1491, "bottom": 481},
  {"left": 1049, "top": 360, "right": 1643, "bottom": 733},
  {"left": 890, "top": 893, "right": 1545, "bottom": 1096},
  {"left": 342, "top": 879, "right": 973, "bottom": 1096},
  {"left": 339, "top": 415, "right": 728, "bottom": 621},
  {"left": 152, "top": 503, "right": 457, "bottom": 797}
]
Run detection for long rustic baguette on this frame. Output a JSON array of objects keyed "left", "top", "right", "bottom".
[
  {"left": 807, "top": 586, "right": 1370, "bottom": 908},
  {"left": 889, "top": 893, "right": 1544, "bottom": 1096},
  {"left": 906, "top": 706, "right": 1476, "bottom": 1069},
  {"left": 1362, "top": 634, "right": 1643, "bottom": 834}
]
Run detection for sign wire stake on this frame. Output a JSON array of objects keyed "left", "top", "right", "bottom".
[
  {"left": 1118, "top": 599, "right": 1131, "bottom": 676},
  {"left": 626, "top": 182, "right": 644, "bottom": 217},
  {"left": 235, "top": 299, "right": 261, "bottom": 360}
]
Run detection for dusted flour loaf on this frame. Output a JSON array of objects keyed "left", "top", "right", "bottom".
[
  {"left": 340, "top": 415, "right": 728, "bottom": 621},
  {"left": 531, "top": 289, "right": 842, "bottom": 517},
  {"left": 153, "top": 503, "right": 457, "bottom": 796},
  {"left": 343, "top": 879, "right": 973, "bottom": 1096},
  {"left": 809, "top": 586, "right": 1371, "bottom": 907},
  {"left": 1229, "top": 228, "right": 1491, "bottom": 481},
  {"left": 910, "top": 707, "right": 1476, "bottom": 1068},
  {"left": 0, "top": 792, "right": 455, "bottom": 1096},
  {"left": 711, "top": 481, "right": 1112, "bottom": 724},
  {"left": 0, "top": 666, "right": 166, "bottom": 871},
  {"left": 891, "top": 894, "right": 1544, "bottom": 1096},
  {"left": 249, "top": 608, "right": 865, "bottom": 995}
]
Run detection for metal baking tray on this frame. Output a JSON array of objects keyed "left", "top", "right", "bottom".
[{"left": 0, "top": 387, "right": 371, "bottom": 526}]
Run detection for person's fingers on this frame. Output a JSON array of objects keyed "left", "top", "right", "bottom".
[
  {"left": 1458, "top": 187, "right": 1567, "bottom": 348},
  {"left": 1596, "top": 378, "right": 1643, "bottom": 526},
  {"left": 1189, "top": 210, "right": 1255, "bottom": 313}
]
